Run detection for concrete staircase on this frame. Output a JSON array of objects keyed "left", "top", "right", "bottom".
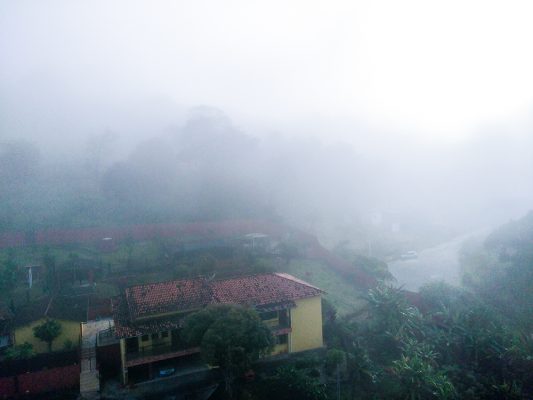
[
  {"left": 80, "top": 370, "right": 100, "bottom": 398},
  {"left": 80, "top": 322, "right": 106, "bottom": 399}
]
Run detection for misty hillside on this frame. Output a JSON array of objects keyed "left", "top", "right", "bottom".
[
  {"left": 460, "top": 211, "right": 533, "bottom": 329},
  {"left": 3, "top": 107, "right": 533, "bottom": 253}
]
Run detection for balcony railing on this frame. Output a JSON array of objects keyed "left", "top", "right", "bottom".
[
  {"left": 126, "top": 342, "right": 199, "bottom": 365},
  {"left": 263, "top": 319, "right": 291, "bottom": 336},
  {"left": 97, "top": 328, "right": 119, "bottom": 347}
]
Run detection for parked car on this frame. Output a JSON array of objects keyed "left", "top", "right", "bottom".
[{"left": 400, "top": 250, "right": 418, "bottom": 260}]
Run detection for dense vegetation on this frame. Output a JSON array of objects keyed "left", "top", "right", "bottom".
[{"left": 461, "top": 211, "right": 533, "bottom": 331}]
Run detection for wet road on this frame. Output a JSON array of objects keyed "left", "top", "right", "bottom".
[{"left": 388, "top": 231, "right": 487, "bottom": 292}]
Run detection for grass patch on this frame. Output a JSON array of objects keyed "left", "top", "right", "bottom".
[{"left": 287, "top": 258, "right": 366, "bottom": 315}]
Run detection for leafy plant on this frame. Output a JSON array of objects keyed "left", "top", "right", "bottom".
[
  {"left": 33, "top": 319, "right": 62, "bottom": 352},
  {"left": 182, "top": 304, "right": 273, "bottom": 398},
  {"left": 4, "top": 342, "right": 34, "bottom": 360}
]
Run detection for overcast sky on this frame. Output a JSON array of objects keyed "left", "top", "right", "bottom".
[{"left": 2, "top": 0, "right": 533, "bottom": 148}]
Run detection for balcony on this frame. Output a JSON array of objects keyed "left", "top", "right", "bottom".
[
  {"left": 126, "top": 343, "right": 200, "bottom": 367},
  {"left": 263, "top": 319, "right": 291, "bottom": 335}
]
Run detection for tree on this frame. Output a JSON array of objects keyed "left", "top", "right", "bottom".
[
  {"left": 391, "top": 352, "right": 456, "bottom": 400},
  {"left": 42, "top": 250, "right": 57, "bottom": 293},
  {"left": 182, "top": 304, "right": 273, "bottom": 398},
  {"left": 0, "top": 260, "right": 17, "bottom": 290},
  {"left": 33, "top": 319, "right": 62, "bottom": 352},
  {"left": 326, "top": 349, "right": 347, "bottom": 400},
  {"left": 0, "top": 252, "right": 18, "bottom": 303}
]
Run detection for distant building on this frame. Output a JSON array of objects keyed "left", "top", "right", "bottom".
[
  {"left": 242, "top": 233, "right": 272, "bottom": 251},
  {"left": 111, "top": 273, "right": 324, "bottom": 385}
]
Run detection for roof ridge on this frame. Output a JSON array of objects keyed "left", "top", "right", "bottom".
[{"left": 273, "top": 272, "right": 324, "bottom": 292}]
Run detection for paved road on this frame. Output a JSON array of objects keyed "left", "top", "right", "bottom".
[{"left": 388, "top": 231, "right": 487, "bottom": 292}]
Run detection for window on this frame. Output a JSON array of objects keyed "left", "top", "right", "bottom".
[
  {"left": 151, "top": 333, "right": 159, "bottom": 340},
  {"left": 260, "top": 311, "right": 278, "bottom": 320},
  {"left": 277, "top": 334, "right": 288, "bottom": 345},
  {"left": 279, "top": 309, "right": 289, "bottom": 327},
  {"left": 161, "top": 331, "right": 169, "bottom": 338},
  {"left": 141, "top": 335, "right": 149, "bottom": 342}
]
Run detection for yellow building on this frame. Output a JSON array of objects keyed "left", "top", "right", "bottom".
[
  {"left": 112, "top": 273, "right": 324, "bottom": 384},
  {"left": 12, "top": 295, "right": 86, "bottom": 353}
]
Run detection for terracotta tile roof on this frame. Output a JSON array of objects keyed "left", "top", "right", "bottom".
[
  {"left": 113, "top": 273, "right": 323, "bottom": 339},
  {"left": 125, "top": 278, "right": 213, "bottom": 319},
  {"left": 211, "top": 273, "right": 323, "bottom": 306}
]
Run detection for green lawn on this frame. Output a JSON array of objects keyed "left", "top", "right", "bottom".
[{"left": 287, "top": 259, "right": 367, "bottom": 316}]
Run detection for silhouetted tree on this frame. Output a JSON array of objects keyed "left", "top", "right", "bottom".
[
  {"left": 182, "top": 304, "right": 273, "bottom": 398},
  {"left": 33, "top": 319, "right": 62, "bottom": 352}
]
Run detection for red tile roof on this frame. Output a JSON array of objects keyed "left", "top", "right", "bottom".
[
  {"left": 211, "top": 273, "right": 322, "bottom": 306},
  {"left": 113, "top": 273, "right": 323, "bottom": 338},
  {"left": 125, "top": 278, "right": 213, "bottom": 320}
]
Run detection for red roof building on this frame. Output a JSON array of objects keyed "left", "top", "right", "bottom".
[{"left": 110, "top": 273, "right": 325, "bottom": 385}]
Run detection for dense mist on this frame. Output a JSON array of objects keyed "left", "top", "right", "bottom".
[
  {"left": 2, "top": 0, "right": 533, "bottom": 246},
  {"left": 2, "top": 106, "right": 532, "bottom": 245}
]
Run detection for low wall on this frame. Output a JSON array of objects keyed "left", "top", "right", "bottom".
[
  {"left": 0, "top": 377, "right": 16, "bottom": 399},
  {"left": 0, "top": 364, "right": 80, "bottom": 398}
]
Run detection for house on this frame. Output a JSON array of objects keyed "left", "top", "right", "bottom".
[
  {"left": 111, "top": 273, "right": 324, "bottom": 385},
  {"left": 12, "top": 295, "right": 87, "bottom": 353}
]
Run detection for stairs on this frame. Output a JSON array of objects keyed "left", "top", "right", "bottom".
[
  {"left": 80, "top": 370, "right": 100, "bottom": 398},
  {"left": 80, "top": 321, "right": 104, "bottom": 399}
]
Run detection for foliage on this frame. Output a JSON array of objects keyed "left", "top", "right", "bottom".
[
  {"left": 365, "top": 283, "right": 424, "bottom": 357},
  {"left": 460, "top": 212, "right": 533, "bottom": 330},
  {"left": 4, "top": 342, "right": 34, "bottom": 360},
  {"left": 333, "top": 244, "right": 394, "bottom": 281},
  {"left": 325, "top": 348, "right": 346, "bottom": 375},
  {"left": 252, "top": 366, "right": 327, "bottom": 400},
  {"left": 278, "top": 239, "right": 301, "bottom": 264},
  {"left": 182, "top": 304, "right": 273, "bottom": 398},
  {"left": 288, "top": 259, "right": 367, "bottom": 315},
  {"left": 33, "top": 319, "right": 62, "bottom": 352},
  {"left": 391, "top": 352, "right": 456, "bottom": 400},
  {"left": 320, "top": 270, "right": 533, "bottom": 400},
  {"left": 191, "top": 253, "right": 217, "bottom": 276},
  {"left": 0, "top": 252, "right": 18, "bottom": 298},
  {"left": 42, "top": 250, "right": 57, "bottom": 293}
]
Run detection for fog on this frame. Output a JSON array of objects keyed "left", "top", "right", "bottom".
[{"left": 2, "top": 0, "right": 533, "bottom": 249}]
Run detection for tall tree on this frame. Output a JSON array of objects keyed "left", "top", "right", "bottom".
[{"left": 182, "top": 304, "right": 273, "bottom": 398}]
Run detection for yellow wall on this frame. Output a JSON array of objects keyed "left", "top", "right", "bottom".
[
  {"left": 14, "top": 319, "right": 80, "bottom": 353},
  {"left": 120, "top": 339, "right": 127, "bottom": 384},
  {"left": 271, "top": 343, "right": 289, "bottom": 355},
  {"left": 290, "top": 296, "right": 323, "bottom": 352},
  {"left": 138, "top": 330, "right": 171, "bottom": 350}
]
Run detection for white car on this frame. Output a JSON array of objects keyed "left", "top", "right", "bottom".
[{"left": 400, "top": 250, "right": 418, "bottom": 260}]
